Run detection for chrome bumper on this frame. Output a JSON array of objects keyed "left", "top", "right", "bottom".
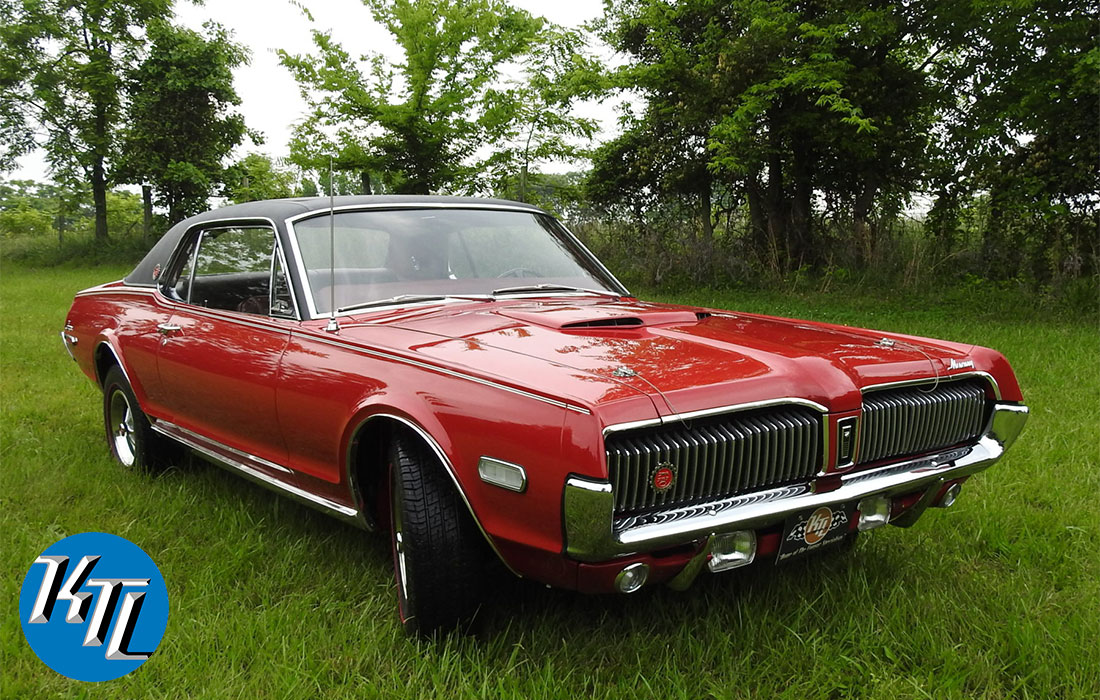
[{"left": 564, "top": 402, "right": 1028, "bottom": 562}]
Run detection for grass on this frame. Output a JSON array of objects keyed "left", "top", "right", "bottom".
[{"left": 1, "top": 259, "right": 1098, "bottom": 699}]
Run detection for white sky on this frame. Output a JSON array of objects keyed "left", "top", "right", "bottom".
[{"left": 11, "top": 0, "right": 622, "bottom": 183}]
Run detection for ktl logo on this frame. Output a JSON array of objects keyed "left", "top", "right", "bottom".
[
  {"left": 28, "top": 554, "right": 153, "bottom": 660},
  {"left": 20, "top": 532, "right": 168, "bottom": 681}
]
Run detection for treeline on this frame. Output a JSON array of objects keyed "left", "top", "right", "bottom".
[{"left": 1, "top": 0, "right": 1096, "bottom": 299}]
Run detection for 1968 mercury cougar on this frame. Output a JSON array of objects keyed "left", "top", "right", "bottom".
[{"left": 63, "top": 196, "right": 1029, "bottom": 635}]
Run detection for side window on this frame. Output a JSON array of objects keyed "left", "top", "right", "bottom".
[
  {"left": 270, "top": 249, "right": 295, "bottom": 318},
  {"left": 163, "top": 226, "right": 285, "bottom": 315},
  {"left": 163, "top": 234, "right": 198, "bottom": 303}
]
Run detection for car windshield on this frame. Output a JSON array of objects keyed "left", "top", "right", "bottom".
[{"left": 290, "top": 208, "right": 625, "bottom": 316}]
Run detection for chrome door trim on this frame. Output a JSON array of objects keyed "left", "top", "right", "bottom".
[{"left": 152, "top": 419, "right": 362, "bottom": 525}]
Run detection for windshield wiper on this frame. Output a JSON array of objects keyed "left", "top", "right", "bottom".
[
  {"left": 337, "top": 294, "right": 449, "bottom": 313},
  {"left": 337, "top": 293, "right": 492, "bottom": 313},
  {"left": 491, "top": 284, "right": 621, "bottom": 299}
]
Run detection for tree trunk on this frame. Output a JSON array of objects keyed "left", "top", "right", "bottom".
[
  {"left": 519, "top": 163, "right": 528, "bottom": 203},
  {"left": 167, "top": 192, "right": 181, "bottom": 227},
  {"left": 746, "top": 175, "right": 769, "bottom": 263},
  {"left": 789, "top": 141, "right": 813, "bottom": 267},
  {"left": 765, "top": 125, "right": 787, "bottom": 271},
  {"left": 699, "top": 186, "right": 714, "bottom": 241},
  {"left": 360, "top": 171, "right": 372, "bottom": 195},
  {"left": 142, "top": 185, "right": 153, "bottom": 242},
  {"left": 853, "top": 176, "right": 878, "bottom": 266},
  {"left": 92, "top": 156, "right": 109, "bottom": 241}
]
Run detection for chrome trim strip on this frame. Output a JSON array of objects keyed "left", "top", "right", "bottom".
[
  {"left": 93, "top": 341, "right": 132, "bottom": 387},
  {"left": 284, "top": 201, "right": 543, "bottom": 226},
  {"left": 301, "top": 331, "right": 591, "bottom": 414},
  {"left": 555, "top": 219, "right": 631, "bottom": 298},
  {"left": 159, "top": 301, "right": 292, "bottom": 333},
  {"left": 354, "top": 413, "right": 520, "bottom": 576},
  {"left": 861, "top": 371, "right": 1001, "bottom": 399},
  {"left": 565, "top": 402, "right": 1027, "bottom": 562},
  {"left": 159, "top": 421, "right": 294, "bottom": 474},
  {"left": 75, "top": 288, "right": 158, "bottom": 299},
  {"left": 77, "top": 288, "right": 293, "bottom": 335},
  {"left": 151, "top": 420, "right": 361, "bottom": 523},
  {"left": 602, "top": 397, "right": 829, "bottom": 435}
]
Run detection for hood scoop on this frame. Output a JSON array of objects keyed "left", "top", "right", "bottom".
[
  {"left": 561, "top": 317, "right": 644, "bottom": 329},
  {"left": 495, "top": 303, "right": 700, "bottom": 330}
]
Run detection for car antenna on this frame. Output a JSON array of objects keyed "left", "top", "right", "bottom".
[{"left": 324, "top": 155, "right": 340, "bottom": 333}]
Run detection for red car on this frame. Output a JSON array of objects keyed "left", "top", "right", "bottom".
[{"left": 63, "top": 196, "right": 1029, "bottom": 635}]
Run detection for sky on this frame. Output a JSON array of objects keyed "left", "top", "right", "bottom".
[{"left": 11, "top": 0, "right": 622, "bottom": 184}]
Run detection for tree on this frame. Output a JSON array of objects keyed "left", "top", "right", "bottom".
[
  {"left": 115, "top": 20, "right": 252, "bottom": 226},
  {"left": 1, "top": 0, "right": 173, "bottom": 240},
  {"left": 479, "top": 26, "right": 598, "bottom": 202},
  {"left": 923, "top": 0, "right": 1098, "bottom": 283},
  {"left": 280, "top": 0, "right": 590, "bottom": 195},
  {"left": 592, "top": 0, "right": 932, "bottom": 271},
  {"left": 225, "top": 153, "right": 297, "bottom": 203}
]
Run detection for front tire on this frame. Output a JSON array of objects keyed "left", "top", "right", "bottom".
[
  {"left": 102, "top": 366, "right": 171, "bottom": 471},
  {"left": 389, "top": 432, "right": 489, "bottom": 636}
]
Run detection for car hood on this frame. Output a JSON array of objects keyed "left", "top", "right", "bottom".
[{"left": 340, "top": 298, "right": 979, "bottom": 422}]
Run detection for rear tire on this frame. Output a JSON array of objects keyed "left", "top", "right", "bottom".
[
  {"left": 388, "top": 432, "right": 489, "bottom": 636},
  {"left": 102, "top": 366, "right": 173, "bottom": 471}
]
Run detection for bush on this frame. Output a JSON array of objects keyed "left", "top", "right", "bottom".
[{"left": 0, "top": 231, "right": 152, "bottom": 268}]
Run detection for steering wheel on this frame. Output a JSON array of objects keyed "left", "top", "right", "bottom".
[{"left": 495, "top": 267, "right": 542, "bottom": 278}]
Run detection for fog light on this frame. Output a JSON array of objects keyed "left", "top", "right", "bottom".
[
  {"left": 935, "top": 482, "right": 962, "bottom": 508},
  {"left": 615, "top": 563, "right": 649, "bottom": 593},
  {"left": 858, "top": 495, "right": 891, "bottom": 531},
  {"left": 707, "top": 530, "right": 757, "bottom": 572}
]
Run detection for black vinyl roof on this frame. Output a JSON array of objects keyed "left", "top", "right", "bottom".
[{"left": 124, "top": 195, "right": 545, "bottom": 287}]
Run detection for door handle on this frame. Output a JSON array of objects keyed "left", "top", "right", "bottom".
[{"left": 157, "top": 323, "right": 182, "bottom": 336}]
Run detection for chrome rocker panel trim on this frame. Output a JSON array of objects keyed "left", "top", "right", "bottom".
[
  {"left": 564, "top": 402, "right": 1028, "bottom": 563},
  {"left": 151, "top": 419, "right": 363, "bottom": 526}
]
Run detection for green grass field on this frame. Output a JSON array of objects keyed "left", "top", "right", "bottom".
[{"left": 2, "top": 261, "right": 1098, "bottom": 699}]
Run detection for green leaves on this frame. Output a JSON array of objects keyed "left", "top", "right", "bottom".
[
  {"left": 281, "top": 0, "right": 590, "bottom": 197},
  {"left": 116, "top": 20, "right": 251, "bottom": 223}
]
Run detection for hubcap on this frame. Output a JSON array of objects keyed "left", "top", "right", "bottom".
[{"left": 108, "top": 390, "right": 137, "bottom": 466}]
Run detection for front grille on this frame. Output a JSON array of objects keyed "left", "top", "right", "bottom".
[
  {"left": 606, "top": 406, "right": 823, "bottom": 516},
  {"left": 858, "top": 379, "right": 988, "bottom": 465}
]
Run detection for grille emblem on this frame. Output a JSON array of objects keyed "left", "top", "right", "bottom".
[{"left": 651, "top": 462, "right": 676, "bottom": 493}]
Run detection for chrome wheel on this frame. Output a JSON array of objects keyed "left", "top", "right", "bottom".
[{"left": 108, "top": 389, "right": 137, "bottom": 467}]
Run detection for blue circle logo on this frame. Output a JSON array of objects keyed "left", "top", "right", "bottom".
[{"left": 19, "top": 532, "right": 169, "bottom": 682}]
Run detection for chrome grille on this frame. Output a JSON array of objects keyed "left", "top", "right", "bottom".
[
  {"left": 858, "top": 379, "right": 988, "bottom": 465},
  {"left": 606, "top": 406, "right": 823, "bottom": 516}
]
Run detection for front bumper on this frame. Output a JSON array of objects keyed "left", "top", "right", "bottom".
[{"left": 564, "top": 402, "right": 1028, "bottom": 563}]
